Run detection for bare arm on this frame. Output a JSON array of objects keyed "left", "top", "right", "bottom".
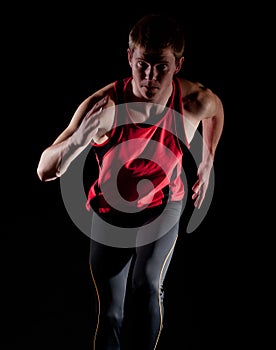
[
  {"left": 191, "top": 92, "right": 224, "bottom": 208},
  {"left": 37, "top": 95, "right": 110, "bottom": 182}
]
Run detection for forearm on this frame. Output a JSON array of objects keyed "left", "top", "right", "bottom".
[
  {"left": 201, "top": 105, "right": 224, "bottom": 166},
  {"left": 37, "top": 137, "right": 87, "bottom": 182}
]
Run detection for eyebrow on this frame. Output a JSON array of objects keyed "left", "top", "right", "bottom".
[{"left": 135, "top": 56, "right": 170, "bottom": 63}]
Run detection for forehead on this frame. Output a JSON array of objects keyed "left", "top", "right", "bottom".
[{"left": 132, "top": 46, "right": 175, "bottom": 62}]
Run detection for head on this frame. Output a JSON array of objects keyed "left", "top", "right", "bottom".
[{"left": 128, "top": 13, "right": 185, "bottom": 101}]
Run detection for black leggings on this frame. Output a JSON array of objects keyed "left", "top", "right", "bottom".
[{"left": 89, "top": 201, "right": 182, "bottom": 350}]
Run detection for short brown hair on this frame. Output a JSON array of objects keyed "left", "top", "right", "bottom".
[{"left": 128, "top": 13, "right": 185, "bottom": 62}]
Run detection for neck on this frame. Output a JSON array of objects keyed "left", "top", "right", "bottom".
[{"left": 127, "top": 79, "right": 174, "bottom": 119}]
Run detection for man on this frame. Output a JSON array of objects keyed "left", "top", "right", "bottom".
[{"left": 37, "top": 13, "right": 224, "bottom": 350}]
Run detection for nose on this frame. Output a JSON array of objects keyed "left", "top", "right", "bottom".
[{"left": 145, "top": 65, "right": 157, "bottom": 81}]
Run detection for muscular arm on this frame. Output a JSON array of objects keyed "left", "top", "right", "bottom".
[
  {"left": 37, "top": 87, "right": 115, "bottom": 182},
  {"left": 201, "top": 95, "right": 224, "bottom": 163},
  {"left": 192, "top": 90, "right": 224, "bottom": 208},
  {"left": 180, "top": 78, "right": 224, "bottom": 208}
]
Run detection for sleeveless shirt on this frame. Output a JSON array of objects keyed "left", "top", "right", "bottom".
[{"left": 86, "top": 77, "right": 189, "bottom": 216}]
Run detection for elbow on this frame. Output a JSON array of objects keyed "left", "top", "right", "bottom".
[
  {"left": 37, "top": 165, "right": 45, "bottom": 181},
  {"left": 37, "top": 167, "right": 48, "bottom": 182},
  {"left": 37, "top": 165, "right": 58, "bottom": 182}
]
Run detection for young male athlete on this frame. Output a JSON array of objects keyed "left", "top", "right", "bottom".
[{"left": 37, "top": 13, "right": 224, "bottom": 350}]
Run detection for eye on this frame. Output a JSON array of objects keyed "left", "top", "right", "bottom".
[
  {"left": 156, "top": 64, "right": 168, "bottom": 72},
  {"left": 137, "top": 61, "right": 149, "bottom": 70}
]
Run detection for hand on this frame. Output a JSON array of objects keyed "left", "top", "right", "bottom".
[
  {"left": 191, "top": 161, "right": 212, "bottom": 209},
  {"left": 73, "top": 96, "right": 109, "bottom": 147}
]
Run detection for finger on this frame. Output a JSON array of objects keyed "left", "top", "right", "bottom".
[
  {"left": 191, "top": 184, "right": 200, "bottom": 199},
  {"left": 196, "top": 186, "right": 207, "bottom": 208},
  {"left": 96, "top": 96, "right": 109, "bottom": 108},
  {"left": 192, "top": 179, "right": 200, "bottom": 192},
  {"left": 195, "top": 194, "right": 203, "bottom": 208},
  {"left": 85, "top": 96, "right": 109, "bottom": 119},
  {"left": 192, "top": 184, "right": 204, "bottom": 207},
  {"left": 192, "top": 191, "right": 198, "bottom": 200}
]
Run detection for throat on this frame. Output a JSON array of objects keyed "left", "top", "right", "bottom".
[{"left": 126, "top": 103, "right": 166, "bottom": 124}]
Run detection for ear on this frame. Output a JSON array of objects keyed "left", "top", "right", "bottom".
[
  {"left": 175, "top": 56, "right": 184, "bottom": 74},
  {"left": 127, "top": 48, "right": 132, "bottom": 67}
]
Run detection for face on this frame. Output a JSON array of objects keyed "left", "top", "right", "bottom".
[{"left": 128, "top": 45, "right": 183, "bottom": 102}]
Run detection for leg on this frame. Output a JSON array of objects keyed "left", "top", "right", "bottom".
[
  {"left": 122, "top": 202, "right": 182, "bottom": 350},
  {"left": 89, "top": 239, "right": 133, "bottom": 350}
]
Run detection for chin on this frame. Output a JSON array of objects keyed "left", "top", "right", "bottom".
[{"left": 142, "top": 87, "right": 157, "bottom": 97}]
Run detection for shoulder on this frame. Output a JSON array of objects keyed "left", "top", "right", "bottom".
[
  {"left": 88, "top": 77, "right": 128, "bottom": 106},
  {"left": 176, "top": 77, "right": 223, "bottom": 121},
  {"left": 84, "top": 81, "right": 117, "bottom": 110},
  {"left": 68, "top": 81, "right": 118, "bottom": 129}
]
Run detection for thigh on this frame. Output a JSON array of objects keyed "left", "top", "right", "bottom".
[
  {"left": 89, "top": 239, "right": 134, "bottom": 314},
  {"left": 135, "top": 226, "right": 179, "bottom": 286},
  {"left": 135, "top": 200, "right": 182, "bottom": 247}
]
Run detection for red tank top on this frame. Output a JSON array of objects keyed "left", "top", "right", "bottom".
[{"left": 86, "top": 77, "right": 189, "bottom": 215}]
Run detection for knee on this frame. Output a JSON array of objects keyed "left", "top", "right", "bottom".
[
  {"left": 105, "top": 307, "right": 124, "bottom": 327},
  {"left": 133, "top": 278, "right": 159, "bottom": 298}
]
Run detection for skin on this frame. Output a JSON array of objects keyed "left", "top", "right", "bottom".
[{"left": 37, "top": 45, "right": 224, "bottom": 209}]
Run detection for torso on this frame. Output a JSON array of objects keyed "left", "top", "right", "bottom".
[
  {"left": 92, "top": 77, "right": 212, "bottom": 145},
  {"left": 86, "top": 77, "right": 188, "bottom": 213}
]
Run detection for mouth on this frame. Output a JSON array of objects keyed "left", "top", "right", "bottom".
[{"left": 142, "top": 84, "right": 159, "bottom": 90}]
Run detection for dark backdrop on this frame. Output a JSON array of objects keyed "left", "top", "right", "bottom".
[{"left": 2, "top": 3, "right": 238, "bottom": 349}]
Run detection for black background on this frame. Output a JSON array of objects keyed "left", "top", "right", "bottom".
[{"left": 2, "top": 2, "right": 245, "bottom": 349}]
